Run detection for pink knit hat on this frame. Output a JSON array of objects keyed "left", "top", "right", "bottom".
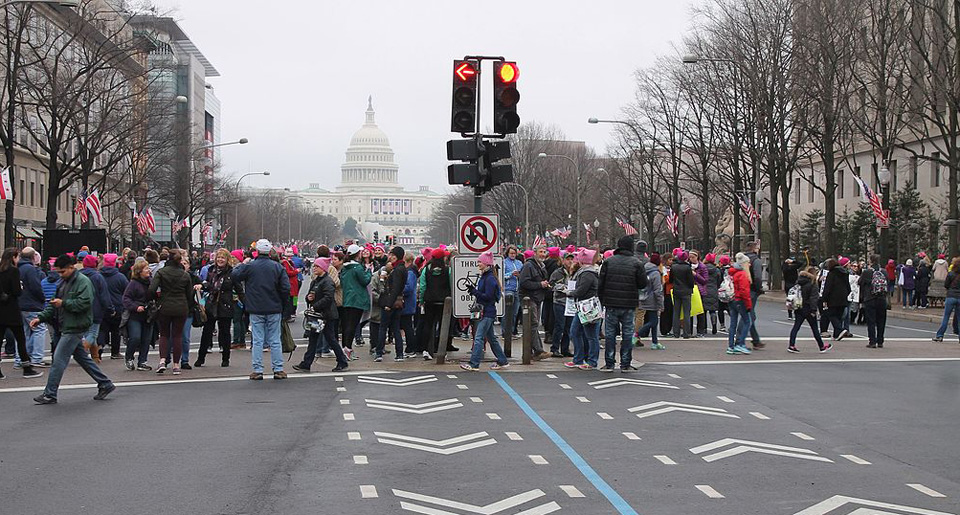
[
  {"left": 577, "top": 249, "right": 597, "bottom": 265},
  {"left": 102, "top": 253, "right": 118, "bottom": 268},
  {"left": 478, "top": 251, "right": 494, "bottom": 266},
  {"left": 603, "top": 249, "right": 614, "bottom": 259},
  {"left": 719, "top": 255, "right": 731, "bottom": 266},
  {"left": 838, "top": 256, "right": 850, "bottom": 266},
  {"left": 231, "top": 250, "right": 244, "bottom": 262},
  {"left": 421, "top": 247, "right": 433, "bottom": 257},
  {"left": 82, "top": 255, "right": 98, "bottom": 268},
  {"left": 565, "top": 245, "right": 576, "bottom": 254},
  {"left": 548, "top": 247, "right": 560, "bottom": 258},
  {"left": 523, "top": 250, "right": 534, "bottom": 259},
  {"left": 704, "top": 253, "right": 716, "bottom": 264},
  {"left": 316, "top": 257, "right": 332, "bottom": 273}
]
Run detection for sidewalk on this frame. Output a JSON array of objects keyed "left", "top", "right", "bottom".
[{"left": 761, "top": 291, "right": 944, "bottom": 324}]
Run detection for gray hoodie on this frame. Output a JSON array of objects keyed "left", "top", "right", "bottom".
[{"left": 638, "top": 262, "right": 664, "bottom": 312}]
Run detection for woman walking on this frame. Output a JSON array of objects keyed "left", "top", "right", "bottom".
[
  {"left": 460, "top": 251, "right": 510, "bottom": 371},
  {"left": 822, "top": 258, "right": 852, "bottom": 340},
  {"left": 196, "top": 249, "right": 244, "bottom": 368},
  {"left": 339, "top": 245, "right": 372, "bottom": 362},
  {"left": 0, "top": 248, "right": 43, "bottom": 379},
  {"left": 726, "top": 253, "right": 753, "bottom": 355},
  {"left": 564, "top": 249, "right": 601, "bottom": 370},
  {"left": 293, "top": 258, "right": 348, "bottom": 372},
  {"left": 122, "top": 260, "right": 153, "bottom": 371},
  {"left": 148, "top": 252, "right": 193, "bottom": 375},
  {"left": 787, "top": 267, "right": 832, "bottom": 353},
  {"left": 932, "top": 257, "right": 960, "bottom": 342}
]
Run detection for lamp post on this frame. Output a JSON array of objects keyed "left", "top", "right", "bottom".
[
  {"left": 588, "top": 118, "right": 655, "bottom": 242},
  {"left": 497, "top": 182, "right": 529, "bottom": 248},
  {"left": 877, "top": 166, "right": 892, "bottom": 260},
  {"left": 128, "top": 199, "right": 137, "bottom": 249},
  {"left": 233, "top": 171, "right": 269, "bottom": 249},
  {"left": 538, "top": 153, "right": 581, "bottom": 245}
]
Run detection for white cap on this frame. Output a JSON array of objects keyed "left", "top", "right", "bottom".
[
  {"left": 346, "top": 244, "right": 363, "bottom": 257},
  {"left": 256, "top": 239, "right": 272, "bottom": 253}
]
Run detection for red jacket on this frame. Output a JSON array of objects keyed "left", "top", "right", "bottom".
[
  {"left": 729, "top": 267, "right": 752, "bottom": 310},
  {"left": 885, "top": 263, "right": 896, "bottom": 281},
  {"left": 282, "top": 259, "right": 300, "bottom": 297}
]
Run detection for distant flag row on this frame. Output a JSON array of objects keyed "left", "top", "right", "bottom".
[{"left": 549, "top": 226, "right": 572, "bottom": 239}]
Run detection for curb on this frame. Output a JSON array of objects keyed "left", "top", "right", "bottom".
[{"left": 760, "top": 293, "right": 940, "bottom": 323}]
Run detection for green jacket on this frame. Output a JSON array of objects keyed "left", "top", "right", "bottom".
[
  {"left": 38, "top": 270, "right": 93, "bottom": 334},
  {"left": 340, "top": 261, "right": 372, "bottom": 311}
]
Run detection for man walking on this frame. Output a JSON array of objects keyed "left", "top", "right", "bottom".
[
  {"left": 599, "top": 236, "right": 649, "bottom": 371},
  {"left": 860, "top": 254, "right": 888, "bottom": 348},
  {"left": 232, "top": 239, "right": 291, "bottom": 380},
  {"left": 744, "top": 241, "right": 765, "bottom": 349},
  {"left": 18, "top": 247, "right": 47, "bottom": 368},
  {"left": 31, "top": 255, "right": 115, "bottom": 404},
  {"left": 519, "top": 246, "right": 552, "bottom": 360}
]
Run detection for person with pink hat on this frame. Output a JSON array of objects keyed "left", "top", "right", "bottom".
[
  {"left": 461, "top": 251, "right": 510, "bottom": 371},
  {"left": 77, "top": 253, "right": 112, "bottom": 362},
  {"left": 293, "top": 257, "right": 348, "bottom": 373},
  {"left": 564, "top": 248, "right": 601, "bottom": 369},
  {"left": 98, "top": 253, "right": 129, "bottom": 360}
]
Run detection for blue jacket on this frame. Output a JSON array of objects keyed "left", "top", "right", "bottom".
[
  {"left": 100, "top": 266, "right": 129, "bottom": 313},
  {"left": 16, "top": 259, "right": 45, "bottom": 312},
  {"left": 469, "top": 269, "right": 501, "bottom": 319},
  {"left": 79, "top": 267, "right": 112, "bottom": 322},
  {"left": 503, "top": 257, "right": 522, "bottom": 292},
  {"left": 401, "top": 268, "right": 417, "bottom": 315},
  {"left": 231, "top": 256, "right": 290, "bottom": 315},
  {"left": 42, "top": 271, "right": 59, "bottom": 305}
]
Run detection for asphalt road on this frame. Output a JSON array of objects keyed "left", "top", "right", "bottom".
[{"left": 1, "top": 359, "right": 957, "bottom": 515}]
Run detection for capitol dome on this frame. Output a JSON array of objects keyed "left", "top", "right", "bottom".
[{"left": 338, "top": 96, "right": 402, "bottom": 192}]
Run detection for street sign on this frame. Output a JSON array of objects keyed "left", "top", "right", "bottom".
[
  {"left": 458, "top": 213, "right": 500, "bottom": 254},
  {"left": 452, "top": 255, "right": 504, "bottom": 317}
]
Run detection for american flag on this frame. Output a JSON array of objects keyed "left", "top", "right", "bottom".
[
  {"left": 616, "top": 217, "right": 638, "bottom": 236},
  {"left": 75, "top": 189, "right": 89, "bottom": 224},
  {"left": 136, "top": 207, "right": 156, "bottom": 235},
  {"left": 739, "top": 195, "right": 760, "bottom": 232},
  {"left": 681, "top": 201, "right": 692, "bottom": 216},
  {"left": 172, "top": 217, "right": 189, "bottom": 233},
  {"left": 550, "top": 226, "right": 572, "bottom": 239},
  {"left": 201, "top": 220, "right": 214, "bottom": 241},
  {"left": 583, "top": 223, "right": 593, "bottom": 244},
  {"left": 852, "top": 172, "right": 887, "bottom": 224},
  {"left": 84, "top": 190, "right": 102, "bottom": 226},
  {"left": 218, "top": 226, "right": 230, "bottom": 243},
  {"left": 532, "top": 234, "right": 546, "bottom": 248},
  {"left": 665, "top": 208, "right": 680, "bottom": 238}
]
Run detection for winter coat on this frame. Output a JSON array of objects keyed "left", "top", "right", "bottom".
[
  {"left": 79, "top": 267, "right": 112, "bottom": 323},
  {"left": 519, "top": 259, "right": 549, "bottom": 303},
  {"left": 369, "top": 266, "right": 386, "bottom": 323},
  {"left": 282, "top": 259, "right": 301, "bottom": 297},
  {"left": 692, "top": 262, "right": 708, "bottom": 294},
  {"left": 308, "top": 273, "right": 338, "bottom": 321},
  {"left": 16, "top": 259, "right": 45, "bottom": 312},
  {"left": 231, "top": 256, "right": 290, "bottom": 315},
  {"left": 420, "top": 260, "right": 451, "bottom": 305},
  {"left": 746, "top": 251, "right": 764, "bottom": 294},
  {"left": 503, "top": 257, "right": 522, "bottom": 292},
  {"left": 550, "top": 266, "right": 572, "bottom": 306},
  {"left": 543, "top": 259, "right": 559, "bottom": 302},
  {"left": 329, "top": 265, "right": 342, "bottom": 307},
  {"left": 123, "top": 277, "right": 150, "bottom": 322},
  {"left": 946, "top": 271, "right": 960, "bottom": 299},
  {"left": 796, "top": 271, "right": 820, "bottom": 311},
  {"left": 900, "top": 265, "right": 916, "bottom": 289},
  {"left": 37, "top": 270, "right": 94, "bottom": 334},
  {"left": 728, "top": 266, "right": 753, "bottom": 310},
  {"left": 933, "top": 259, "right": 949, "bottom": 282},
  {"left": 203, "top": 265, "right": 243, "bottom": 319},
  {"left": 782, "top": 260, "right": 802, "bottom": 288},
  {"left": 915, "top": 264, "right": 931, "bottom": 295},
  {"left": 0, "top": 266, "right": 23, "bottom": 325},
  {"left": 669, "top": 261, "right": 695, "bottom": 297},
  {"left": 638, "top": 262, "right": 664, "bottom": 312},
  {"left": 570, "top": 265, "right": 599, "bottom": 301},
  {"left": 469, "top": 268, "right": 501, "bottom": 319},
  {"left": 598, "top": 248, "right": 648, "bottom": 309},
  {"left": 340, "top": 261, "right": 372, "bottom": 311},
  {"left": 42, "top": 271, "right": 59, "bottom": 306},
  {"left": 377, "top": 261, "right": 406, "bottom": 310},
  {"left": 148, "top": 261, "right": 194, "bottom": 318},
  {"left": 859, "top": 267, "right": 884, "bottom": 303},
  {"left": 702, "top": 263, "right": 722, "bottom": 312},
  {"left": 401, "top": 267, "right": 418, "bottom": 316},
  {"left": 885, "top": 262, "right": 896, "bottom": 281},
  {"left": 821, "top": 266, "right": 851, "bottom": 308},
  {"left": 101, "top": 266, "right": 129, "bottom": 313}
]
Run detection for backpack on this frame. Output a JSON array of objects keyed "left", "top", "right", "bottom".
[
  {"left": 871, "top": 269, "right": 887, "bottom": 296},
  {"left": 718, "top": 274, "right": 735, "bottom": 303},
  {"left": 785, "top": 284, "right": 803, "bottom": 310}
]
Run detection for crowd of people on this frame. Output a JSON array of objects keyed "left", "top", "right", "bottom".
[{"left": 2, "top": 234, "right": 958, "bottom": 404}]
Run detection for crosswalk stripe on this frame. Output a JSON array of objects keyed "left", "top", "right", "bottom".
[
  {"left": 597, "top": 412, "right": 613, "bottom": 420},
  {"left": 505, "top": 432, "right": 523, "bottom": 441},
  {"left": 622, "top": 432, "right": 641, "bottom": 440},
  {"left": 906, "top": 484, "right": 946, "bottom": 498},
  {"left": 343, "top": 413, "right": 355, "bottom": 421},
  {"left": 348, "top": 432, "right": 361, "bottom": 441},
  {"left": 559, "top": 485, "right": 585, "bottom": 498},
  {"left": 696, "top": 485, "right": 724, "bottom": 499},
  {"left": 654, "top": 455, "right": 676, "bottom": 465},
  {"left": 791, "top": 432, "right": 815, "bottom": 441},
  {"left": 486, "top": 413, "right": 501, "bottom": 420},
  {"left": 841, "top": 454, "right": 871, "bottom": 465},
  {"left": 529, "top": 455, "right": 549, "bottom": 465},
  {"left": 359, "top": 485, "right": 378, "bottom": 498},
  {"left": 353, "top": 455, "right": 368, "bottom": 465},
  {"left": 750, "top": 412, "right": 771, "bottom": 420}
]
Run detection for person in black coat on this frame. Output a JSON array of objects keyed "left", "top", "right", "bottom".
[
  {"left": 598, "top": 236, "right": 648, "bottom": 370},
  {"left": 418, "top": 250, "right": 452, "bottom": 358},
  {"left": 782, "top": 258, "right": 802, "bottom": 320},
  {"left": 293, "top": 257, "right": 347, "bottom": 372},
  {"left": 821, "top": 258, "right": 852, "bottom": 340},
  {"left": 670, "top": 251, "right": 695, "bottom": 338},
  {"left": 787, "top": 268, "right": 830, "bottom": 353},
  {"left": 196, "top": 249, "right": 244, "bottom": 367},
  {"left": 915, "top": 260, "right": 931, "bottom": 308},
  {"left": 0, "top": 248, "right": 43, "bottom": 379}
]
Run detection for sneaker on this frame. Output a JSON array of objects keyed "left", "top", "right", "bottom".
[
  {"left": 564, "top": 361, "right": 579, "bottom": 368},
  {"left": 249, "top": 372, "right": 263, "bottom": 380},
  {"left": 866, "top": 343, "right": 877, "bottom": 349},
  {"left": 725, "top": 348, "right": 736, "bottom": 355},
  {"left": 93, "top": 384, "right": 116, "bottom": 400},
  {"left": 273, "top": 371, "right": 287, "bottom": 380},
  {"left": 136, "top": 363, "right": 152, "bottom": 371},
  {"left": 172, "top": 364, "right": 181, "bottom": 375},
  {"left": 180, "top": 363, "right": 192, "bottom": 370},
  {"left": 820, "top": 343, "right": 833, "bottom": 353},
  {"left": 32, "top": 362, "right": 49, "bottom": 368},
  {"left": 490, "top": 363, "right": 510, "bottom": 370},
  {"left": 110, "top": 354, "right": 122, "bottom": 360},
  {"left": 843, "top": 330, "right": 855, "bottom": 339},
  {"left": 835, "top": 332, "right": 845, "bottom": 341},
  {"left": 33, "top": 394, "right": 57, "bottom": 405},
  {"left": 292, "top": 364, "right": 310, "bottom": 373},
  {"left": 550, "top": 351, "right": 563, "bottom": 358},
  {"left": 403, "top": 353, "right": 417, "bottom": 359},
  {"left": 221, "top": 361, "right": 230, "bottom": 367},
  {"left": 534, "top": 351, "right": 552, "bottom": 361},
  {"left": 459, "top": 363, "right": 479, "bottom": 372},
  {"left": 600, "top": 364, "right": 616, "bottom": 373},
  {"left": 877, "top": 343, "right": 884, "bottom": 348},
  {"left": 933, "top": 336, "right": 944, "bottom": 342},
  {"left": 332, "top": 364, "right": 348, "bottom": 372},
  {"left": 125, "top": 360, "right": 135, "bottom": 371},
  {"left": 22, "top": 367, "right": 43, "bottom": 379},
  {"left": 733, "top": 345, "right": 752, "bottom": 354},
  {"left": 156, "top": 361, "right": 166, "bottom": 374},
  {"left": 394, "top": 357, "right": 405, "bottom": 362},
  {"left": 561, "top": 352, "right": 574, "bottom": 357},
  {"left": 374, "top": 356, "right": 383, "bottom": 362},
  {"left": 578, "top": 363, "right": 595, "bottom": 370},
  {"left": 621, "top": 365, "right": 640, "bottom": 372},
  {"left": 651, "top": 343, "right": 666, "bottom": 350},
  {"left": 422, "top": 351, "right": 433, "bottom": 361},
  {"left": 752, "top": 341, "right": 765, "bottom": 350},
  {"left": 787, "top": 346, "right": 800, "bottom": 353},
  {"left": 320, "top": 351, "right": 334, "bottom": 358},
  {"left": 719, "top": 325, "right": 727, "bottom": 332}
]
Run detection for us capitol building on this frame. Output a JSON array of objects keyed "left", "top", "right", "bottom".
[{"left": 297, "top": 98, "right": 444, "bottom": 246}]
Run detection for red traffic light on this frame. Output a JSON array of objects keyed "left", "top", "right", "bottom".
[
  {"left": 498, "top": 62, "right": 519, "bottom": 83},
  {"left": 455, "top": 62, "right": 476, "bottom": 81}
]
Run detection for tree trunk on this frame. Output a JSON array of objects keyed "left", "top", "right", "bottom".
[{"left": 822, "top": 138, "right": 837, "bottom": 258}]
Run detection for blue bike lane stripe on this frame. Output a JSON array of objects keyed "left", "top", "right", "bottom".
[{"left": 489, "top": 371, "right": 639, "bottom": 515}]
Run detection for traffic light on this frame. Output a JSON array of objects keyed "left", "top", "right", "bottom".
[
  {"left": 493, "top": 61, "right": 520, "bottom": 134},
  {"left": 451, "top": 59, "right": 478, "bottom": 134},
  {"left": 373, "top": 231, "right": 379, "bottom": 243},
  {"left": 482, "top": 140, "right": 513, "bottom": 186}
]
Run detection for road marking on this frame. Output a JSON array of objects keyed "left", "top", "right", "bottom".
[
  {"left": 623, "top": 432, "right": 641, "bottom": 440},
  {"left": 559, "top": 384, "right": 572, "bottom": 390},
  {"left": 392, "top": 488, "right": 561, "bottom": 515},
  {"left": 588, "top": 378, "right": 679, "bottom": 390},
  {"left": 360, "top": 485, "right": 378, "bottom": 499},
  {"left": 340, "top": 399, "right": 350, "bottom": 405},
  {"left": 447, "top": 374, "right": 458, "bottom": 379},
  {"left": 470, "top": 397, "right": 484, "bottom": 403},
  {"left": 654, "top": 455, "right": 676, "bottom": 465},
  {"left": 457, "top": 384, "right": 469, "bottom": 390},
  {"left": 343, "top": 413, "right": 355, "bottom": 421},
  {"left": 690, "top": 438, "right": 833, "bottom": 463},
  {"left": 486, "top": 413, "right": 501, "bottom": 420},
  {"left": 907, "top": 484, "right": 946, "bottom": 498},
  {"left": 792, "top": 432, "right": 816, "bottom": 441},
  {"left": 546, "top": 374, "right": 558, "bottom": 379},
  {"left": 490, "top": 372, "right": 639, "bottom": 515},
  {"left": 576, "top": 396, "right": 591, "bottom": 403},
  {"left": 364, "top": 398, "right": 463, "bottom": 414},
  {"left": 659, "top": 357, "right": 960, "bottom": 366},
  {"left": 505, "top": 432, "right": 523, "bottom": 441},
  {"left": 691, "top": 383, "right": 706, "bottom": 389},
  {"left": 559, "top": 485, "right": 585, "bottom": 498},
  {"left": 794, "top": 494, "right": 955, "bottom": 514},
  {"left": 629, "top": 401, "right": 739, "bottom": 420},
  {"left": 696, "top": 485, "right": 725, "bottom": 499},
  {"left": 335, "top": 376, "right": 344, "bottom": 382},
  {"left": 750, "top": 412, "right": 771, "bottom": 420},
  {"left": 716, "top": 396, "right": 735, "bottom": 403},
  {"left": 374, "top": 431, "right": 497, "bottom": 455},
  {"left": 353, "top": 455, "right": 368, "bottom": 465},
  {"left": 886, "top": 323, "right": 938, "bottom": 334},
  {"left": 348, "top": 432, "right": 361, "bottom": 441},
  {"left": 840, "top": 454, "right": 871, "bottom": 465},
  {"left": 337, "top": 387, "right": 346, "bottom": 392},
  {"left": 597, "top": 412, "right": 613, "bottom": 420},
  {"left": 667, "top": 373, "right": 682, "bottom": 379},
  {"left": 529, "top": 455, "right": 549, "bottom": 465},
  {"left": 357, "top": 374, "right": 438, "bottom": 387}
]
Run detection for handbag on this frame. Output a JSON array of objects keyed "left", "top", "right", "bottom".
[
  {"left": 576, "top": 296, "right": 603, "bottom": 324},
  {"left": 146, "top": 300, "right": 160, "bottom": 325},
  {"left": 191, "top": 292, "right": 207, "bottom": 327},
  {"left": 302, "top": 307, "right": 324, "bottom": 333},
  {"left": 281, "top": 320, "right": 297, "bottom": 355}
]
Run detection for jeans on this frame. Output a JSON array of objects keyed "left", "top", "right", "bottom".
[
  {"left": 788, "top": 308, "right": 824, "bottom": 350},
  {"left": 902, "top": 288, "right": 914, "bottom": 307},
  {"left": 604, "top": 307, "right": 635, "bottom": 368},
  {"left": 842, "top": 305, "right": 851, "bottom": 332},
  {"left": 550, "top": 303, "right": 572, "bottom": 354},
  {"left": 198, "top": 317, "right": 232, "bottom": 364},
  {"left": 749, "top": 291, "right": 761, "bottom": 344},
  {"left": 863, "top": 298, "right": 888, "bottom": 345},
  {"left": 300, "top": 320, "right": 346, "bottom": 369},
  {"left": 20, "top": 311, "right": 46, "bottom": 365},
  {"left": 82, "top": 322, "right": 101, "bottom": 347},
  {"left": 935, "top": 296, "right": 960, "bottom": 338},
  {"left": 502, "top": 291, "right": 520, "bottom": 337},
  {"left": 469, "top": 316, "right": 508, "bottom": 367},
  {"left": 727, "top": 301, "right": 751, "bottom": 349},
  {"left": 124, "top": 318, "right": 150, "bottom": 366},
  {"left": 672, "top": 293, "right": 692, "bottom": 337},
  {"left": 43, "top": 332, "right": 112, "bottom": 399},
  {"left": 827, "top": 306, "right": 846, "bottom": 339},
  {"left": 157, "top": 315, "right": 186, "bottom": 365},
  {"left": 232, "top": 310, "right": 248, "bottom": 345},
  {"left": 180, "top": 316, "right": 193, "bottom": 364},
  {"left": 570, "top": 315, "right": 600, "bottom": 366},
  {"left": 399, "top": 314, "right": 417, "bottom": 354},
  {"left": 250, "top": 313, "right": 283, "bottom": 373},
  {"left": 378, "top": 308, "right": 402, "bottom": 358},
  {"left": 638, "top": 309, "right": 659, "bottom": 344}
]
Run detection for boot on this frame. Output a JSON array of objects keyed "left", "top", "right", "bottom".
[{"left": 22, "top": 364, "right": 43, "bottom": 379}]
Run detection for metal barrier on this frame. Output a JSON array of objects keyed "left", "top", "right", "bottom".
[
  {"left": 502, "top": 294, "right": 514, "bottom": 357},
  {"left": 435, "top": 297, "right": 453, "bottom": 365},
  {"left": 521, "top": 296, "right": 532, "bottom": 365}
]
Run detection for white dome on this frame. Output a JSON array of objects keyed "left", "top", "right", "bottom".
[{"left": 338, "top": 97, "right": 402, "bottom": 192}]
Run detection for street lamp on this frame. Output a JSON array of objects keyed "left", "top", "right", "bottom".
[
  {"left": 538, "top": 152, "right": 582, "bottom": 245},
  {"left": 496, "top": 182, "right": 529, "bottom": 248},
  {"left": 878, "top": 166, "right": 892, "bottom": 260},
  {"left": 234, "top": 171, "right": 270, "bottom": 249},
  {"left": 128, "top": 199, "right": 137, "bottom": 249}
]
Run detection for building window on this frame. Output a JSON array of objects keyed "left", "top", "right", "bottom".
[
  {"left": 853, "top": 166, "right": 861, "bottom": 196},
  {"left": 18, "top": 180, "right": 24, "bottom": 205},
  {"left": 838, "top": 170, "right": 844, "bottom": 199},
  {"left": 794, "top": 178, "right": 801, "bottom": 204},
  {"left": 909, "top": 157, "right": 918, "bottom": 188},
  {"left": 808, "top": 177, "right": 815, "bottom": 203},
  {"left": 29, "top": 181, "right": 34, "bottom": 206},
  {"left": 932, "top": 152, "right": 941, "bottom": 187},
  {"left": 39, "top": 183, "right": 44, "bottom": 208}
]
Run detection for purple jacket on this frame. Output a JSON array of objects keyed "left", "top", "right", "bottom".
[
  {"left": 693, "top": 262, "right": 709, "bottom": 293},
  {"left": 901, "top": 265, "right": 916, "bottom": 290}
]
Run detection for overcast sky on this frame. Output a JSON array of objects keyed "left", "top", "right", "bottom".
[{"left": 155, "top": 0, "right": 701, "bottom": 193}]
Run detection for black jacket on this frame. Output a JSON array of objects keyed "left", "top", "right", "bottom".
[
  {"left": 203, "top": 265, "right": 244, "bottom": 319},
  {"left": 859, "top": 267, "right": 884, "bottom": 303},
  {"left": 946, "top": 271, "right": 960, "bottom": 299},
  {"left": 821, "top": 266, "right": 851, "bottom": 308},
  {"left": 519, "top": 259, "right": 548, "bottom": 303},
  {"left": 379, "top": 262, "right": 407, "bottom": 309},
  {"left": 308, "top": 273, "right": 338, "bottom": 320},
  {"left": 796, "top": 271, "right": 819, "bottom": 311},
  {"left": 148, "top": 261, "right": 194, "bottom": 317},
  {"left": 782, "top": 260, "right": 802, "bottom": 287},
  {"left": 423, "top": 261, "right": 451, "bottom": 304},
  {"left": 670, "top": 261, "right": 695, "bottom": 296},
  {"left": 598, "top": 249, "right": 648, "bottom": 309},
  {"left": 0, "top": 266, "right": 22, "bottom": 326}
]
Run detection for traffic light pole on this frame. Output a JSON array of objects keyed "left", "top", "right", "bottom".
[{"left": 462, "top": 55, "right": 505, "bottom": 213}]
